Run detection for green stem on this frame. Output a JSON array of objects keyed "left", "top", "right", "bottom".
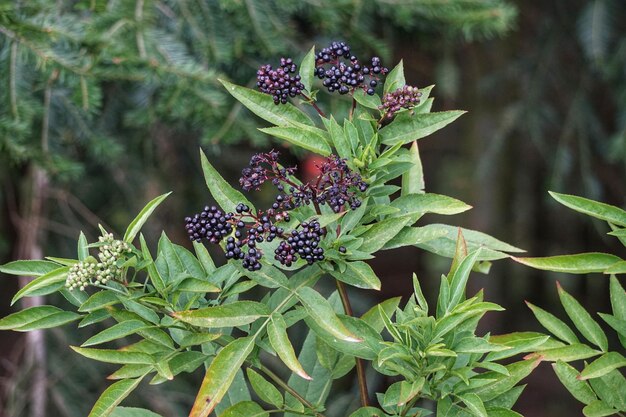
[
  {"left": 335, "top": 279, "right": 370, "bottom": 407},
  {"left": 258, "top": 365, "right": 326, "bottom": 417}
]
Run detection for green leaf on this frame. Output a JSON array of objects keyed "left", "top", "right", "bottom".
[
  {"left": 353, "top": 89, "right": 382, "bottom": 110},
  {"left": 473, "top": 358, "right": 541, "bottom": 402},
  {"left": 415, "top": 224, "right": 524, "bottom": 261},
  {"left": 358, "top": 216, "right": 412, "bottom": 253},
  {"left": 599, "top": 313, "right": 626, "bottom": 339},
  {"left": 300, "top": 46, "right": 315, "bottom": 93},
  {"left": 11, "top": 267, "right": 69, "bottom": 305},
  {"left": 609, "top": 275, "right": 626, "bottom": 347},
  {"left": 348, "top": 407, "right": 386, "bottom": 417},
  {"left": 527, "top": 343, "right": 601, "bottom": 362},
  {"left": 79, "top": 291, "right": 120, "bottom": 312},
  {"left": 297, "top": 287, "right": 361, "bottom": 342},
  {"left": 78, "top": 232, "right": 88, "bottom": 260},
  {"left": 580, "top": 352, "right": 626, "bottom": 380},
  {"left": 72, "top": 346, "right": 154, "bottom": 365},
  {"left": 526, "top": 301, "right": 579, "bottom": 344},
  {"left": 200, "top": 149, "right": 254, "bottom": 213},
  {"left": 0, "top": 260, "right": 61, "bottom": 276},
  {"left": 322, "top": 116, "right": 352, "bottom": 160},
  {"left": 549, "top": 192, "right": 626, "bottom": 227},
  {"left": 236, "top": 262, "right": 289, "bottom": 289},
  {"left": 381, "top": 225, "right": 448, "bottom": 251},
  {"left": 176, "top": 278, "right": 221, "bottom": 293},
  {"left": 173, "top": 301, "right": 270, "bottom": 328},
  {"left": 384, "top": 60, "right": 406, "bottom": 94},
  {"left": 267, "top": 315, "right": 311, "bottom": 380},
  {"left": 361, "top": 297, "right": 402, "bottom": 333},
  {"left": 308, "top": 312, "right": 381, "bottom": 360},
  {"left": 179, "top": 333, "right": 221, "bottom": 348},
  {"left": 246, "top": 368, "right": 283, "bottom": 407},
  {"left": 401, "top": 141, "right": 424, "bottom": 196},
  {"left": 412, "top": 274, "right": 429, "bottom": 313},
  {"left": 487, "top": 332, "right": 551, "bottom": 361},
  {"left": 558, "top": 283, "right": 609, "bottom": 351},
  {"left": 111, "top": 407, "right": 164, "bottom": 417},
  {"left": 189, "top": 336, "right": 255, "bottom": 417},
  {"left": 219, "top": 79, "right": 313, "bottom": 127},
  {"left": 139, "top": 234, "right": 165, "bottom": 296},
  {"left": 553, "top": 360, "right": 597, "bottom": 404},
  {"left": 485, "top": 409, "right": 523, "bottom": 417},
  {"left": 82, "top": 320, "right": 150, "bottom": 347},
  {"left": 458, "top": 393, "right": 488, "bottom": 417},
  {"left": 193, "top": 241, "right": 216, "bottom": 274},
  {"left": 380, "top": 111, "right": 466, "bottom": 146},
  {"left": 259, "top": 126, "right": 331, "bottom": 156},
  {"left": 605, "top": 261, "right": 626, "bottom": 274},
  {"left": 88, "top": 377, "right": 146, "bottom": 417},
  {"left": 610, "top": 275, "right": 626, "bottom": 320},
  {"left": 391, "top": 193, "right": 472, "bottom": 217},
  {"left": 149, "top": 351, "right": 207, "bottom": 385},
  {"left": 514, "top": 253, "right": 624, "bottom": 274},
  {"left": 582, "top": 400, "right": 620, "bottom": 417},
  {"left": 123, "top": 192, "right": 171, "bottom": 243},
  {"left": 589, "top": 370, "right": 626, "bottom": 410},
  {"left": 330, "top": 261, "right": 381, "bottom": 290},
  {"left": 219, "top": 401, "right": 268, "bottom": 417},
  {"left": 341, "top": 197, "right": 368, "bottom": 232},
  {"left": 448, "top": 249, "right": 482, "bottom": 311},
  {"left": 0, "top": 305, "right": 81, "bottom": 331}
]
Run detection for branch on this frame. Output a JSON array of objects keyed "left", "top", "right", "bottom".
[{"left": 336, "top": 280, "right": 370, "bottom": 407}]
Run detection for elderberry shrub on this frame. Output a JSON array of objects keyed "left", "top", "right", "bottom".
[
  {"left": 380, "top": 85, "right": 423, "bottom": 119},
  {"left": 315, "top": 41, "right": 389, "bottom": 95},
  {"left": 256, "top": 58, "right": 304, "bottom": 104}
]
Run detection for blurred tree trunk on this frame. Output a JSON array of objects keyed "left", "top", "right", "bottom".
[{"left": 13, "top": 165, "right": 48, "bottom": 417}]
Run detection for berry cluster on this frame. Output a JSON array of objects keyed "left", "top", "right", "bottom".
[
  {"left": 184, "top": 206, "right": 233, "bottom": 243},
  {"left": 188, "top": 152, "right": 368, "bottom": 271},
  {"left": 275, "top": 221, "right": 326, "bottom": 267},
  {"left": 240, "top": 151, "right": 368, "bottom": 214},
  {"left": 315, "top": 41, "right": 388, "bottom": 95},
  {"left": 257, "top": 58, "right": 304, "bottom": 105},
  {"left": 315, "top": 156, "right": 368, "bottom": 213},
  {"left": 380, "top": 85, "right": 422, "bottom": 120},
  {"left": 66, "top": 233, "right": 131, "bottom": 291}
]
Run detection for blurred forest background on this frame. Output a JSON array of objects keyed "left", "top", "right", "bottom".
[{"left": 0, "top": 1, "right": 625, "bottom": 416}]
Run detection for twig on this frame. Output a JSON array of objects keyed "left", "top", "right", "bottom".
[
  {"left": 258, "top": 365, "right": 326, "bottom": 417},
  {"left": 300, "top": 93, "right": 326, "bottom": 118},
  {"left": 335, "top": 280, "right": 370, "bottom": 407}
]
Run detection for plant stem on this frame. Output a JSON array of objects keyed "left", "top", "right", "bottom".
[
  {"left": 349, "top": 97, "right": 356, "bottom": 120},
  {"left": 301, "top": 93, "right": 326, "bottom": 118},
  {"left": 258, "top": 364, "right": 326, "bottom": 417},
  {"left": 335, "top": 279, "right": 370, "bottom": 407}
]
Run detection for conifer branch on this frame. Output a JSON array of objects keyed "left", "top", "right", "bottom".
[{"left": 135, "top": 0, "right": 147, "bottom": 59}]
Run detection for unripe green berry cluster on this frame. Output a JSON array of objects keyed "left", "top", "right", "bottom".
[{"left": 66, "top": 233, "right": 131, "bottom": 291}]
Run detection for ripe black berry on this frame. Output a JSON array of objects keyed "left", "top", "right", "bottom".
[
  {"left": 314, "top": 41, "right": 388, "bottom": 97},
  {"left": 275, "top": 220, "right": 326, "bottom": 266},
  {"left": 184, "top": 206, "right": 233, "bottom": 243}
]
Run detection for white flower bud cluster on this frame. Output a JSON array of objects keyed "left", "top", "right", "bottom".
[{"left": 65, "top": 233, "right": 131, "bottom": 291}]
